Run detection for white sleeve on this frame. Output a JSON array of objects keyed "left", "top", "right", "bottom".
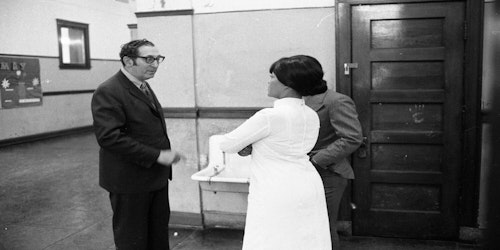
[{"left": 219, "top": 110, "right": 271, "bottom": 153}]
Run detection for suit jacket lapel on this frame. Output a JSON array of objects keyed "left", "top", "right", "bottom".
[
  {"left": 117, "top": 71, "right": 159, "bottom": 112},
  {"left": 145, "top": 82, "right": 167, "bottom": 133},
  {"left": 116, "top": 71, "right": 167, "bottom": 134},
  {"left": 304, "top": 91, "right": 327, "bottom": 111},
  {"left": 130, "top": 87, "right": 157, "bottom": 110}
]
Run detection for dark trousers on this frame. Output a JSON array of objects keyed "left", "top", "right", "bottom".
[
  {"left": 109, "top": 184, "right": 170, "bottom": 250},
  {"left": 315, "top": 167, "right": 348, "bottom": 249}
]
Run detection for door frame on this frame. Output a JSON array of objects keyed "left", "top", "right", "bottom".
[{"left": 335, "top": 0, "right": 484, "bottom": 229}]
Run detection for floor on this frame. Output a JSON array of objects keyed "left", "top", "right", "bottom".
[{"left": 0, "top": 132, "right": 482, "bottom": 249}]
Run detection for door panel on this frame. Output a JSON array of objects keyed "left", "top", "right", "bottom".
[
  {"left": 371, "top": 18, "right": 444, "bottom": 48},
  {"left": 351, "top": 2, "right": 464, "bottom": 239},
  {"left": 371, "top": 62, "right": 444, "bottom": 89}
]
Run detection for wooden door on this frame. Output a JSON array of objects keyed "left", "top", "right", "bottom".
[{"left": 348, "top": 1, "right": 464, "bottom": 239}]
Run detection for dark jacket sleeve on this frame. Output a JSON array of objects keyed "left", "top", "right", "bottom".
[
  {"left": 91, "top": 84, "right": 160, "bottom": 168},
  {"left": 311, "top": 94, "right": 363, "bottom": 167}
]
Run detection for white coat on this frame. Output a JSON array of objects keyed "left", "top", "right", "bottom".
[{"left": 220, "top": 97, "right": 332, "bottom": 250}]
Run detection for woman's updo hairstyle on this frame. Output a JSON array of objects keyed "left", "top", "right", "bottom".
[{"left": 269, "top": 55, "right": 328, "bottom": 96}]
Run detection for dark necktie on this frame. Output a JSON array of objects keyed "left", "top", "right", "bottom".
[{"left": 140, "top": 83, "right": 155, "bottom": 107}]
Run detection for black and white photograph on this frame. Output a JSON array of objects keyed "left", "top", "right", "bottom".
[{"left": 0, "top": 0, "right": 498, "bottom": 249}]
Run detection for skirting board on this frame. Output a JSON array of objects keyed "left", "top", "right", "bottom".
[
  {"left": 170, "top": 210, "right": 352, "bottom": 237},
  {"left": 203, "top": 211, "right": 247, "bottom": 229},
  {"left": 169, "top": 211, "right": 203, "bottom": 228},
  {"left": 0, "top": 126, "right": 93, "bottom": 148}
]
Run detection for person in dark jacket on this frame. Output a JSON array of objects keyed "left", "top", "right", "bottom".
[
  {"left": 91, "top": 39, "right": 184, "bottom": 250},
  {"left": 300, "top": 55, "right": 363, "bottom": 248}
]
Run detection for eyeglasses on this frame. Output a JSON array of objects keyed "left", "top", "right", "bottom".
[{"left": 133, "top": 55, "right": 165, "bottom": 64}]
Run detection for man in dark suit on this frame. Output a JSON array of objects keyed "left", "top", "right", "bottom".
[
  {"left": 299, "top": 56, "right": 363, "bottom": 249},
  {"left": 306, "top": 89, "right": 363, "bottom": 247},
  {"left": 91, "top": 39, "right": 183, "bottom": 250}
]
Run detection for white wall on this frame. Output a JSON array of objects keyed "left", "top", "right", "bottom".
[
  {"left": 0, "top": 0, "right": 135, "bottom": 59},
  {"left": 138, "top": 15, "right": 196, "bottom": 108},
  {"left": 0, "top": 0, "right": 136, "bottom": 140},
  {"left": 194, "top": 8, "right": 336, "bottom": 107}
]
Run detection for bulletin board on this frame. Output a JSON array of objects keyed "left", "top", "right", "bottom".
[{"left": 0, "top": 56, "right": 42, "bottom": 109}]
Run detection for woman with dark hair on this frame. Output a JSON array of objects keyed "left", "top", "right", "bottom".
[
  {"left": 219, "top": 55, "right": 331, "bottom": 250},
  {"left": 270, "top": 55, "right": 328, "bottom": 96}
]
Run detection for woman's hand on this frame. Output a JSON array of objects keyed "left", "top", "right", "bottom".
[{"left": 238, "top": 145, "right": 252, "bottom": 156}]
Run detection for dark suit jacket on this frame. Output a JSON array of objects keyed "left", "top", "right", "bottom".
[
  {"left": 305, "top": 89, "right": 363, "bottom": 179},
  {"left": 91, "top": 70, "right": 171, "bottom": 193}
]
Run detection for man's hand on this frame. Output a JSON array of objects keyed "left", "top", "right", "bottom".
[
  {"left": 238, "top": 145, "right": 252, "bottom": 156},
  {"left": 157, "top": 150, "right": 185, "bottom": 165}
]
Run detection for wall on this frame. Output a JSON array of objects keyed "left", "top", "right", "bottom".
[
  {"left": 0, "top": 0, "right": 136, "bottom": 141},
  {"left": 194, "top": 8, "right": 336, "bottom": 107},
  {"left": 137, "top": 1, "right": 336, "bottom": 220}
]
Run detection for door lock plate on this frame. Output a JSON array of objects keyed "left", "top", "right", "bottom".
[{"left": 344, "top": 63, "right": 358, "bottom": 75}]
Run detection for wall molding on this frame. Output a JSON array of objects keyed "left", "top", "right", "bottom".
[
  {"left": 163, "top": 107, "right": 198, "bottom": 118},
  {"left": 136, "top": 9, "right": 194, "bottom": 18},
  {"left": 0, "top": 126, "right": 93, "bottom": 148},
  {"left": 163, "top": 107, "right": 263, "bottom": 119},
  {"left": 0, "top": 53, "right": 120, "bottom": 62},
  {"left": 0, "top": 108, "right": 262, "bottom": 146},
  {"left": 43, "top": 90, "right": 95, "bottom": 96},
  {"left": 198, "top": 107, "right": 261, "bottom": 119},
  {"left": 0, "top": 53, "right": 58, "bottom": 59}
]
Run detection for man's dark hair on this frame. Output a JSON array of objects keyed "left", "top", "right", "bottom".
[
  {"left": 119, "top": 39, "right": 155, "bottom": 66},
  {"left": 269, "top": 55, "right": 328, "bottom": 96}
]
